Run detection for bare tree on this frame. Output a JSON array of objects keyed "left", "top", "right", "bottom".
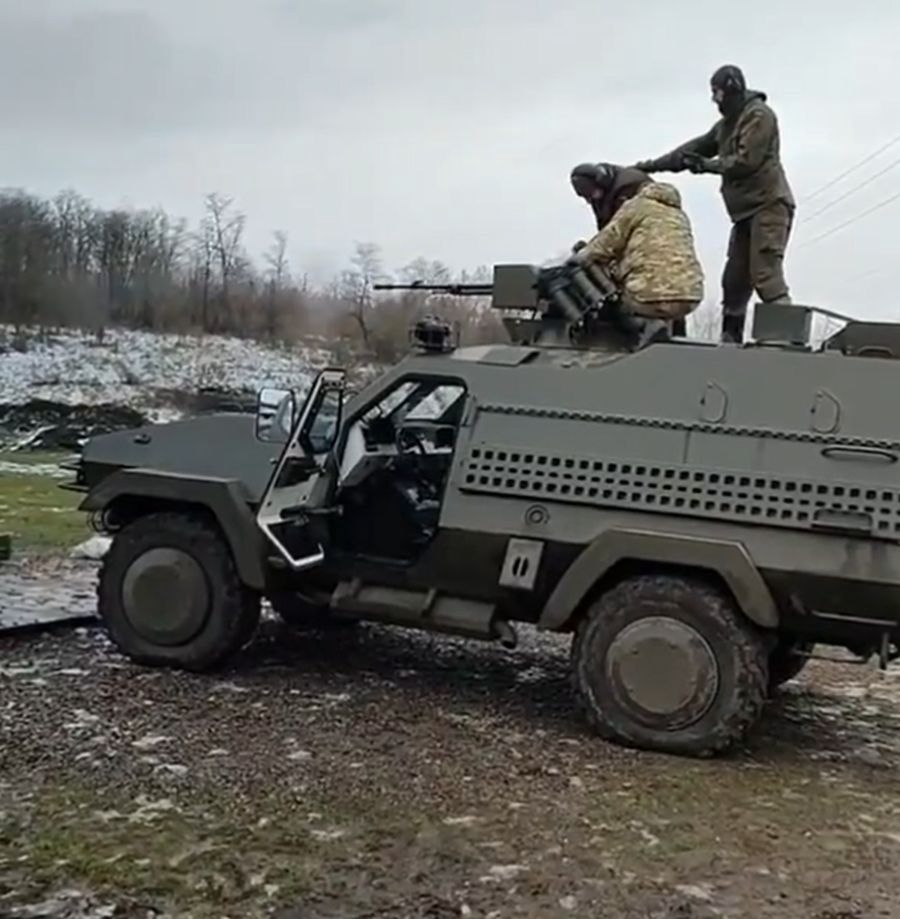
[
  {"left": 340, "top": 241, "right": 388, "bottom": 347},
  {"left": 204, "top": 192, "right": 246, "bottom": 329},
  {"left": 0, "top": 184, "right": 528, "bottom": 350},
  {"left": 263, "top": 230, "right": 290, "bottom": 338}
]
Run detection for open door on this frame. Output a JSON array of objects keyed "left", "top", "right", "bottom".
[{"left": 255, "top": 368, "right": 346, "bottom": 570}]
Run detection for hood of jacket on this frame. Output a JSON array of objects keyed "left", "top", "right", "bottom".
[
  {"left": 635, "top": 180, "right": 683, "bottom": 209},
  {"left": 720, "top": 89, "right": 767, "bottom": 118}
]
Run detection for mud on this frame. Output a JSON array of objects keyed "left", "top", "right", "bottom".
[{"left": 1, "top": 561, "right": 900, "bottom": 918}]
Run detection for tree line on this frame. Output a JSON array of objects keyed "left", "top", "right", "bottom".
[{"left": 0, "top": 187, "right": 503, "bottom": 360}]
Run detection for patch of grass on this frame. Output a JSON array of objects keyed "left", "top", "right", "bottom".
[
  {"left": 0, "top": 781, "right": 444, "bottom": 918},
  {"left": 0, "top": 466, "right": 88, "bottom": 552}
]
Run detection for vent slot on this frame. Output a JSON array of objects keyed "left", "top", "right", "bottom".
[{"left": 462, "top": 447, "right": 900, "bottom": 538}]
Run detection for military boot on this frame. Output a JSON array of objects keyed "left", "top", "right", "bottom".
[
  {"left": 720, "top": 312, "right": 745, "bottom": 344},
  {"left": 632, "top": 318, "right": 672, "bottom": 350}
]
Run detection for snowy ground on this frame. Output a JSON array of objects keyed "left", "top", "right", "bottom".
[{"left": 0, "top": 324, "right": 353, "bottom": 417}]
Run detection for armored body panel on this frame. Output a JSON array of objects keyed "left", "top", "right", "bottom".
[
  {"left": 61, "top": 263, "right": 900, "bottom": 757},
  {"left": 302, "top": 337, "right": 898, "bottom": 645}
]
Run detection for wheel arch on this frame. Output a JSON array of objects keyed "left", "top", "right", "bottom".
[
  {"left": 80, "top": 468, "right": 267, "bottom": 590},
  {"left": 539, "top": 528, "right": 779, "bottom": 632}
]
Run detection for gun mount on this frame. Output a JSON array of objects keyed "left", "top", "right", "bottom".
[
  {"left": 375, "top": 261, "right": 647, "bottom": 352},
  {"left": 378, "top": 264, "right": 900, "bottom": 361}
]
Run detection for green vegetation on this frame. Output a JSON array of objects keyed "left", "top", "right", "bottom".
[
  {"left": 0, "top": 452, "right": 88, "bottom": 552},
  {"left": 3, "top": 757, "right": 897, "bottom": 919}
]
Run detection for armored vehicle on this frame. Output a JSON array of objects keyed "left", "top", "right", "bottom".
[{"left": 65, "top": 262, "right": 900, "bottom": 757}]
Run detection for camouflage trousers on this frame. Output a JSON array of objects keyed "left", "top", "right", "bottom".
[
  {"left": 626, "top": 298, "right": 698, "bottom": 320},
  {"left": 721, "top": 200, "right": 794, "bottom": 326},
  {"left": 623, "top": 298, "right": 697, "bottom": 337}
]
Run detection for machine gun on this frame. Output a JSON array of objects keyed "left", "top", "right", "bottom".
[
  {"left": 375, "top": 261, "right": 662, "bottom": 352},
  {"left": 373, "top": 279, "right": 494, "bottom": 297}
]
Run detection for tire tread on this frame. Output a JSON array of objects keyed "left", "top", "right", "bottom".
[{"left": 570, "top": 574, "right": 768, "bottom": 757}]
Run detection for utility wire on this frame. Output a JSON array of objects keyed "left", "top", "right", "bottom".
[
  {"left": 797, "top": 188, "right": 900, "bottom": 248},
  {"left": 799, "top": 132, "right": 900, "bottom": 205},
  {"left": 839, "top": 263, "right": 890, "bottom": 286},
  {"left": 800, "top": 151, "right": 900, "bottom": 223}
]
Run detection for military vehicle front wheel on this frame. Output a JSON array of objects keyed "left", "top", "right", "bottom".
[
  {"left": 571, "top": 574, "right": 769, "bottom": 757},
  {"left": 97, "top": 512, "right": 261, "bottom": 672}
]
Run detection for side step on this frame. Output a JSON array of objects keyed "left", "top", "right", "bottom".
[{"left": 330, "top": 579, "right": 517, "bottom": 648}]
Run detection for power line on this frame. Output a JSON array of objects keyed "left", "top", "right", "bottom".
[
  {"left": 797, "top": 187, "right": 900, "bottom": 248},
  {"left": 839, "top": 263, "right": 890, "bottom": 286},
  {"left": 799, "top": 132, "right": 900, "bottom": 205},
  {"left": 800, "top": 151, "right": 900, "bottom": 223}
]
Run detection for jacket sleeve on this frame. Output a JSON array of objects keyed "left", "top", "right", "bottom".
[
  {"left": 580, "top": 198, "right": 640, "bottom": 264},
  {"left": 716, "top": 105, "right": 775, "bottom": 177},
  {"left": 645, "top": 125, "right": 719, "bottom": 172}
]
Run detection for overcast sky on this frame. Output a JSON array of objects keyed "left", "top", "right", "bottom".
[{"left": 2, "top": 0, "right": 900, "bottom": 318}]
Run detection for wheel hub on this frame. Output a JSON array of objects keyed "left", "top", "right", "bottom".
[
  {"left": 121, "top": 548, "right": 210, "bottom": 646},
  {"left": 606, "top": 616, "right": 719, "bottom": 731}
]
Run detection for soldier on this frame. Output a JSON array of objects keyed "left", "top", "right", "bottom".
[
  {"left": 633, "top": 65, "right": 795, "bottom": 343},
  {"left": 569, "top": 169, "right": 704, "bottom": 344}
]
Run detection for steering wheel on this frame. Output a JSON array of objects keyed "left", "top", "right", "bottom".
[{"left": 396, "top": 424, "right": 428, "bottom": 456}]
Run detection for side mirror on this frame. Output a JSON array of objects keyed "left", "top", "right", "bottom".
[{"left": 256, "top": 387, "right": 296, "bottom": 442}]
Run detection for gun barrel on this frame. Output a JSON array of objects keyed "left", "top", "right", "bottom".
[{"left": 373, "top": 282, "right": 493, "bottom": 296}]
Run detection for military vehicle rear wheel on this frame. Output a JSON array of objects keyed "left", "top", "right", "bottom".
[
  {"left": 768, "top": 638, "right": 814, "bottom": 692},
  {"left": 97, "top": 511, "right": 260, "bottom": 672},
  {"left": 571, "top": 574, "right": 769, "bottom": 757},
  {"left": 268, "top": 591, "right": 357, "bottom": 631}
]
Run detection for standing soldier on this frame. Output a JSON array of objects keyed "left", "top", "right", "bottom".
[{"left": 633, "top": 65, "right": 795, "bottom": 343}]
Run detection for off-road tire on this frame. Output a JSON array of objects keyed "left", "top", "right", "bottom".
[
  {"left": 268, "top": 591, "right": 356, "bottom": 632},
  {"left": 768, "top": 639, "right": 814, "bottom": 692},
  {"left": 571, "top": 574, "right": 769, "bottom": 757},
  {"left": 97, "top": 511, "right": 260, "bottom": 672}
]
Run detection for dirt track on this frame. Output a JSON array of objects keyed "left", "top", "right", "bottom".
[{"left": 2, "top": 560, "right": 900, "bottom": 918}]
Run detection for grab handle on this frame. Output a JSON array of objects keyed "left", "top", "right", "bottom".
[{"left": 821, "top": 446, "right": 897, "bottom": 464}]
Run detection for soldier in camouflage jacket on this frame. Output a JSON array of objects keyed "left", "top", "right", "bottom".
[{"left": 571, "top": 178, "right": 704, "bottom": 324}]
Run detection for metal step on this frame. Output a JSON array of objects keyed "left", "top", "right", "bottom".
[{"left": 330, "top": 579, "right": 517, "bottom": 647}]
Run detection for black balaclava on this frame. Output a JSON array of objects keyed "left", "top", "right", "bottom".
[{"left": 710, "top": 64, "right": 747, "bottom": 117}]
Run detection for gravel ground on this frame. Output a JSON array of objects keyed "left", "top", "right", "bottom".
[{"left": 2, "top": 560, "right": 900, "bottom": 918}]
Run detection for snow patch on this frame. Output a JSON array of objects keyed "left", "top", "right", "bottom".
[
  {"left": 70, "top": 537, "right": 111, "bottom": 560},
  {"left": 0, "top": 324, "right": 331, "bottom": 408}
]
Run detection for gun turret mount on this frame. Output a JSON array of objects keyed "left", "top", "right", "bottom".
[{"left": 377, "top": 261, "right": 662, "bottom": 353}]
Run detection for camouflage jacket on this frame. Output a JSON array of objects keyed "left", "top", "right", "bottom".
[
  {"left": 579, "top": 181, "right": 704, "bottom": 309},
  {"left": 643, "top": 91, "right": 794, "bottom": 223}
]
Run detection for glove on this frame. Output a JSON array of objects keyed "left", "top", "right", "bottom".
[
  {"left": 683, "top": 153, "right": 720, "bottom": 174},
  {"left": 633, "top": 159, "right": 657, "bottom": 172}
]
